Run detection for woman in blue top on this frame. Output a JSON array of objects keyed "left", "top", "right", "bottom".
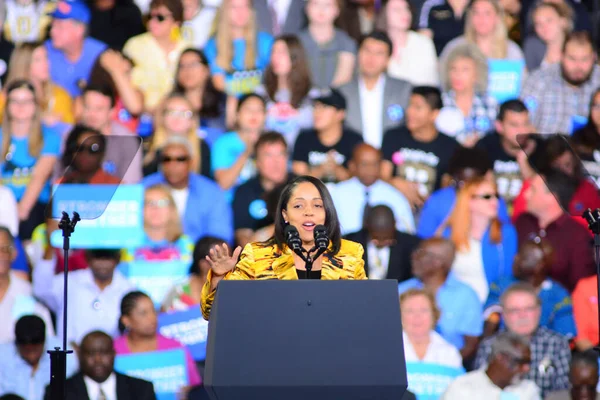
[
  {"left": 204, "top": 0, "right": 274, "bottom": 97},
  {"left": 0, "top": 80, "right": 60, "bottom": 240},
  {"left": 442, "top": 176, "right": 517, "bottom": 303}
]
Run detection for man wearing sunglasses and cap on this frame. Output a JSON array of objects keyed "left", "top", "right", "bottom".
[
  {"left": 33, "top": 243, "right": 134, "bottom": 348},
  {"left": 45, "top": 0, "right": 107, "bottom": 97}
]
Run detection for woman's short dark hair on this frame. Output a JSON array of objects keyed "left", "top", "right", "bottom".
[
  {"left": 150, "top": 0, "right": 184, "bottom": 23},
  {"left": 62, "top": 124, "right": 106, "bottom": 169},
  {"left": 118, "top": 291, "right": 152, "bottom": 334},
  {"left": 190, "top": 236, "right": 227, "bottom": 275},
  {"left": 272, "top": 176, "right": 341, "bottom": 255}
]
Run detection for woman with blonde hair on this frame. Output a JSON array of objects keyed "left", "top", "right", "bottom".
[
  {"left": 123, "top": 184, "right": 193, "bottom": 262},
  {"left": 143, "top": 92, "right": 210, "bottom": 177},
  {"left": 2, "top": 42, "right": 74, "bottom": 125},
  {"left": 441, "top": 177, "right": 517, "bottom": 303},
  {"left": 204, "top": 0, "right": 274, "bottom": 96},
  {"left": 439, "top": 43, "right": 498, "bottom": 146}
]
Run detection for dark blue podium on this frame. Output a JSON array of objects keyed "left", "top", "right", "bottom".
[{"left": 204, "top": 280, "right": 407, "bottom": 400}]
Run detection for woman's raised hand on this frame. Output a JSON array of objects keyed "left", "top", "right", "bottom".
[{"left": 206, "top": 244, "right": 242, "bottom": 277}]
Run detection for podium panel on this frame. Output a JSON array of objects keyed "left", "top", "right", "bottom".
[{"left": 204, "top": 280, "right": 407, "bottom": 400}]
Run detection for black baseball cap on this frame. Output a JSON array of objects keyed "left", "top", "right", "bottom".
[{"left": 313, "top": 88, "right": 347, "bottom": 110}]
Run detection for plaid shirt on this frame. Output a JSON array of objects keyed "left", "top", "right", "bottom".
[
  {"left": 520, "top": 63, "right": 600, "bottom": 134},
  {"left": 442, "top": 91, "right": 498, "bottom": 143},
  {"left": 474, "top": 327, "right": 571, "bottom": 398}
]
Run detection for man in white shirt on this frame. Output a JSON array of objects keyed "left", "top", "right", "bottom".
[
  {"left": 46, "top": 331, "right": 156, "bottom": 400},
  {"left": 443, "top": 331, "right": 541, "bottom": 399},
  {"left": 33, "top": 247, "right": 134, "bottom": 348},
  {"left": 338, "top": 31, "right": 412, "bottom": 148},
  {"left": 331, "top": 143, "right": 414, "bottom": 235}
]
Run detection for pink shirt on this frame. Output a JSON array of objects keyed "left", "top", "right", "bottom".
[{"left": 113, "top": 334, "right": 202, "bottom": 386}]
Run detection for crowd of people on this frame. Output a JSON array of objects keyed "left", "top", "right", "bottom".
[{"left": 0, "top": 0, "right": 599, "bottom": 398}]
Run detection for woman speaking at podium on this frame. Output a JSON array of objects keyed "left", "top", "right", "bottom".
[{"left": 201, "top": 175, "right": 367, "bottom": 319}]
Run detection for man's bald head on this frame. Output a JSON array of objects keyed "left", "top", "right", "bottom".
[{"left": 350, "top": 143, "right": 382, "bottom": 187}]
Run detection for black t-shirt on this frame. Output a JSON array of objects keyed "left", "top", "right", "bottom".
[
  {"left": 143, "top": 139, "right": 211, "bottom": 178},
  {"left": 428, "top": 3, "right": 466, "bottom": 55},
  {"left": 382, "top": 127, "right": 459, "bottom": 196},
  {"left": 0, "top": 37, "right": 14, "bottom": 87},
  {"left": 476, "top": 133, "right": 523, "bottom": 205},
  {"left": 89, "top": 4, "right": 145, "bottom": 51},
  {"left": 292, "top": 128, "right": 363, "bottom": 183}
]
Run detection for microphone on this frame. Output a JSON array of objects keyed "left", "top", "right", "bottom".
[
  {"left": 314, "top": 225, "right": 328, "bottom": 250},
  {"left": 284, "top": 225, "right": 302, "bottom": 252}
]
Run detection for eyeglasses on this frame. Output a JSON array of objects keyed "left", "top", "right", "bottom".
[
  {"left": 145, "top": 199, "right": 171, "bottom": 208},
  {"left": 164, "top": 109, "right": 193, "bottom": 119},
  {"left": 149, "top": 13, "right": 172, "bottom": 22},
  {"left": 8, "top": 97, "right": 35, "bottom": 106},
  {"left": 472, "top": 193, "right": 499, "bottom": 200},
  {"left": 161, "top": 155, "right": 189, "bottom": 163},
  {"left": 528, "top": 230, "right": 547, "bottom": 244},
  {"left": 0, "top": 245, "right": 14, "bottom": 254},
  {"left": 77, "top": 143, "right": 103, "bottom": 155}
]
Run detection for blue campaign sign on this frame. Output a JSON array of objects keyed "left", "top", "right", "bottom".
[
  {"left": 50, "top": 184, "right": 144, "bottom": 249},
  {"left": 115, "top": 349, "right": 188, "bottom": 400},
  {"left": 487, "top": 59, "right": 525, "bottom": 104},
  {"left": 118, "top": 261, "right": 189, "bottom": 308},
  {"left": 406, "top": 362, "right": 465, "bottom": 400},
  {"left": 158, "top": 307, "right": 209, "bottom": 361}
]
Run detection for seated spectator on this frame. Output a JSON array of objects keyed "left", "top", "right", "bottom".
[
  {"left": 515, "top": 170, "right": 595, "bottom": 291},
  {"left": 419, "top": 0, "right": 468, "bottom": 55},
  {"left": 180, "top": 0, "right": 220, "bottom": 49},
  {"left": 443, "top": 177, "right": 517, "bottom": 303},
  {"left": 299, "top": 0, "right": 356, "bottom": 88},
  {"left": 33, "top": 247, "right": 134, "bottom": 347},
  {"left": 439, "top": 43, "right": 498, "bottom": 146},
  {"left": 572, "top": 275, "right": 600, "bottom": 351},
  {"left": 377, "top": 0, "right": 439, "bottom": 86},
  {"left": 485, "top": 239, "right": 577, "bottom": 339},
  {"left": 143, "top": 136, "right": 233, "bottom": 244},
  {"left": 2, "top": 42, "right": 74, "bottom": 126},
  {"left": 338, "top": 31, "right": 412, "bottom": 148},
  {"left": 401, "top": 288, "right": 463, "bottom": 367},
  {"left": 233, "top": 132, "right": 294, "bottom": 248},
  {"left": 443, "top": 331, "right": 540, "bottom": 399},
  {"left": 475, "top": 282, "right": 571, "bottom": 397},
  {"left": 173, "top": 48, "right": 227, "bottom": 140},
  {"left": 253, "top": 0, "right": 306, "bottom": 36},
  {"left": 88, "top": 0, "right": 144, "bottom": 51},
  {"left": 0, "top": 80, "right": 60, "bottom": 240},
  {"left": 520, "top": 32, "right": 600, "bottom": 135},
  {"left": 0, "top": 315, "right": 77, "bottom": 400},
  {"left": 417, "top": 146, "right": 511, "bottom": 238},
  {"left": 143, "top": 93, "right": 211, "bottom": 178},
  {"left": 57, "top": 125, "right": 121, "bottom": 184},
  {"left": 46, "top": 330, "right": 157, "bottom": 400},
  {"left": 212, "top": 93, "right": 266, "bottom": 198},
  {"left": 257, "top": 34, "right": 314, "bottom": 149},
  {"left": 546, "top": 350, "right": 600, "bottom": 400},
  {"left": 346, "top": 205, "right": 420, "bottom": 281},
  {"left": 123, "top": 184, "right": 193, "bottom": 262},
  {"left": 572, "top": 88, "right": 600, "bottom": 188},
  {"left": 523, "top": 2, "right": 572, "bottom": 71},
  {"left": 204, "top": 0, "right": 274, "bottom": 96},
  {"left": 522, "top": 0, "right": 591, "bottom": 36},
  {"left": 292, "top": 89, "right": 363, "bottom": 184},
  {"left": 398, "top": 238, "right": 483, "bottom": 361},
  {"left": 162, "top": 236, "right": 226, "bottom": 312},
  {"left": 512, "top": 135, "right": 600, "bottom": 221},
  {"left": 476, "top": 99, "right": 532, "bottom": 212},
  {"left": 0, "top": 227, "right": 54, "bottom": 344},
  {"left": 123, "top": 0, "right": 188, "bottom": 112},
  {"left": 115, "top": 291, "right": 201, "bottom": 387},
  {"left": 382, "top": 86, "right": 460, "bottom": 208},
  {"left": 332, "top": 143, "right": 414, "bottom": 235},
  {"left": 45, "top": 0, "right": 107, "bottom": 98},
  {"left": 3, "top": 0, "right": 53, "bottom": 44},
  {"left": 439, "top": 0, "right": 524, "bottom": 75}
]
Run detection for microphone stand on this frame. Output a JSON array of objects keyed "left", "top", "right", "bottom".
[
  {"left": 48, "top": 211, "right": 80, "bottom": 400},
  {"left": 583, "top": 209, "right": 600, "bottom": 353}
]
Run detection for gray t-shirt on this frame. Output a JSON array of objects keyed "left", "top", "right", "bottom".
[{"left": 298, "top": 28, "right": 357, "bottom": 89}]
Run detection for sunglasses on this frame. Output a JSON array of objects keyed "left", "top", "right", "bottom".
[
  {"left": 77, "top": 143, "right": 103, "bottom": 155},
  {"left": 149, "top": 13, "right": 172, "bottom": 22},
  {"left": 472, "top": 193, "right": 499, "bottom": 200},
  {"left": 161, "top": 155, "right": 189, "bottom": 163}
]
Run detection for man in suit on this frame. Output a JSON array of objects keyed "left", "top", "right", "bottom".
[
  {"left": 254, "top": 0, "right": 307, "bottom": 36},
  {"left": 338, "top": 30, "right": 412, "bottom": 148},
  {"left": 345, "top": 205, "right": 420, "bottom": 282},
  {"left": 44, "top": 331, "right": 156, "bottom": 400}
]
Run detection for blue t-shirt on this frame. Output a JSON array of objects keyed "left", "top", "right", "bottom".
[
  {"left": 211, "top": 131, "right": 256, "bottom": 202},
  {"left": 0, "top": 126, "right": 61, "bottom": 203},
  {"left": 204, "top": 31, "right": 274, "bottom": 96},
  {"left": 45, "top": 37, "right": 107, "bottom": 97}
]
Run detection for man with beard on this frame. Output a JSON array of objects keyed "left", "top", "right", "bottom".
[
  {"left": 521, "top": 31, "right": 600, "bottom": 135},
  {"left": 474, "top": 282, "right": 571, "bottom": 398}
]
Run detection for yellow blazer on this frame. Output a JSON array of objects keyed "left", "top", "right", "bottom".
[{"left": 201, "top": 239, "right": 367, "bottom": 319}]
